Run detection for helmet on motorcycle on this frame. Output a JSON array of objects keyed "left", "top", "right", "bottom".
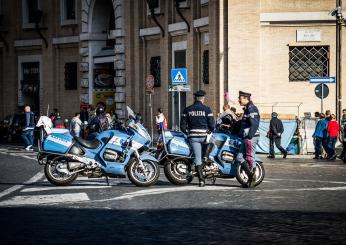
[{"left": 96, "top": 106, "right": 105, "bottom": 116}]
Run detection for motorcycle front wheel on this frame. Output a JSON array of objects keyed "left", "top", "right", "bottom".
[
  {"left": 164, "top": 159, "right": 194, "bottom": 185},
  {"left": 44, "top": 156, "right": 78, "bottom": 186},
  {"left": 236, "top": 161, "right": 265, "bottom": 187},
  {"left": 127, "top": 158, "right": 160, "bottom": 187}
]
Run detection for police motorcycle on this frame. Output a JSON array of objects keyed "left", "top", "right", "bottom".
[
  {"left": 156, "top": 120, "right": 265, "bottom": 187},
  {"left": 35, "top": 107, "right": 160, "bottom": 187}
]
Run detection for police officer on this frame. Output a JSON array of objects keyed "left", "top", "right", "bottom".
[
  {"left": 236, "top": 91, "right": 260, "bottom": 188},
  {"left": 181, "top": 90, "right": 215, "bottom": 187}
]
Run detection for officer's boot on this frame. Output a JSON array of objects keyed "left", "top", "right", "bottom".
[
  {"left": 203, "top": 144, "right": 214, "bottom": 163},
  {"left": 195, "top": 165, "right": 205, "bottom": 187},
  {"left": 241, "top": 161, "right": 255, "bottom": 188}
]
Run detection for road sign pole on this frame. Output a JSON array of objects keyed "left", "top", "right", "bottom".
[
  {"left": 172, "top": 92, "right": 175, "bottom": 129},
  {"left": 178, "top": 91, "right": 181, "bottom": 130},
  {"left": 336, "top": 0, "right": 343, "bottom": 123},
  {"left": 149, "top": 93, "right": 154, "bottom": 146},
  {"left": 321, "top": 83, "right": 324, "bottom": 113}
]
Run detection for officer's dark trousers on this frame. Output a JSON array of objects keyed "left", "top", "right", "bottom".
[
  {"left": 269, "top": 136, "right": 287, "bottom": 157},
  {"left": 236, "top": 136, "right": 259, "bottom": 170}
]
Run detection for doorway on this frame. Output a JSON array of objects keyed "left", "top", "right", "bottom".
[{"left": 18, "top": 55, "right": 42, "bottom": 115}]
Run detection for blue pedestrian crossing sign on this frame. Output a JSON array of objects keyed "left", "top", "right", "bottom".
[{"left": 171, "top": 68, "right": 188, "bottom": 85}]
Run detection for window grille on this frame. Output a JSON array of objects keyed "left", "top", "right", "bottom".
[
  {"left": 203, "top": 50, "right": 209, "bottom": 84},
  {"left": 150, "top": 56, "right": 161, "bottom": 87},
  {"left": 289, "top": 46, "right": 329, "bottom": 81},
  {"left": 64, "top": 62, "right": 77, "bottom": 90}
]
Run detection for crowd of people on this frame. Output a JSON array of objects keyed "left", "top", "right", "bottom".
[
  {"left": 312, "top": 109, "right": 346, "bottom": 160},
  {"left": 19, "top": 99, "right": 346, "bottom": 164}
]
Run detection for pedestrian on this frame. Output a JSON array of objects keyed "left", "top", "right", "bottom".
[
  {"left": 340, "top": 114, "right": 346, "bottom": 162},
  {"left": 267, "top": 112, "right": 287, "bottom": 159},
  {"left": 155, "top": 108, "right": 168, "bottom": 134},
  {"left": 314, "top": 112, "right": 320, "bottom": 118},
  {"left": 54, "top": 113, "right": 65, "bottom": 128},
  {"left": 49, "top": 108, "right": 58, "bottom": 125},
  {"left": 325, "top": 110, "right": 331, "bottom": 121},
  {"left": 105, "top": 113, "right": 112, "bottom": 129},
  {"left": 236, "top": 91, "right": 260, "bottom": 188},
  {"left": 326, "top": 114, "right": 339, "bottom": 160},
  {"left": 312, "top": 113, "right": 328, "bottom": 159},
  {"left": 218, "top": 104, "right": 239, "bottom": 133},
  {"left": 339, "top": 109, "right": 346, "bottom": 160},
  {"left": 181, "top": 90, "right": 215, "bottom": 187},
  {"left": 21, "top": 105, "right": 35, "bottom": 151},
  {"left": 87, "top": 106, "right": 109, "bottom": 140},
  {"left": 70, "top": 112, "right": 82, "bottom": 137},
  {"left": 80, "top": 107, "right": 89, "bottom": 124}
]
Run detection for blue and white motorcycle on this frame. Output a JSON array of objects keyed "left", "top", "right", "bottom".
[
  {"left": 156, "top": 128, "right": 265, "bottom": 187},
  {"left": 35, "top": 107, "right": 160, "bottom": 187}
]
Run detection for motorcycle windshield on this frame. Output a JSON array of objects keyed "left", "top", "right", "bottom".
[
  {"left": 126, "top": 106, "right": 136, "bottom": 120},
  {"left": 129, "top": 122, "right": 151, "bottom": 141}
]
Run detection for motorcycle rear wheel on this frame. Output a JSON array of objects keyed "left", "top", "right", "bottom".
[
  {"left": 44, "top": 157, "right": 78, "bottom": 186},
  {"left": 127, "top": 158, "right": 160, "bottom": 187},
  {"left": 236, "top": 161, "right": 265, "bottom": 187},
  {"left": 164, "top": 159, "right": 194, "bottom": 185}
]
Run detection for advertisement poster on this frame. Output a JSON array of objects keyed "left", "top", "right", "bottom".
[
  {"left": 93, "top": 62, "right": 115, "bottom": 113},
  {"left": 93, "top": 91, "right": 115, "bottom": 113}
]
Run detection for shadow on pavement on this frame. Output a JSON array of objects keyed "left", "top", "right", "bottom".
[{"left": 0, "top": 207, "right": 345, "bottom": 244}]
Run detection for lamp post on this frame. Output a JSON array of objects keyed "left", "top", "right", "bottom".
[{"left": 335, "top": 0, "right": 343, "bottom": 124}]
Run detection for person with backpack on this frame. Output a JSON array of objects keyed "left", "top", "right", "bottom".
[
  {"left": 87, "top": 106, "right": 109, "bottom": 140},
  {"left": 267, "top": 112, "right": 287, "bottom": 159},
  {"left": 312, "top": 113, "right": 328, "bottom": 159},
  {"left": 155, "top": 108, "right": 168, "bottom": 134}
]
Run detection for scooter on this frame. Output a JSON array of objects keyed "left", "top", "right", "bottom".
[
  {"left": 156, "top": 127, "right": 265, "bottom": 187},
  {"left": 35, "top": 107, "right": 160, "bottom": 187}
]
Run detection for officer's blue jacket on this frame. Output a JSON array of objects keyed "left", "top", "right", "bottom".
[
  {"left": 240, "top": 101, "right": 260, "bottom": 139},
  {"left": 180, "top": 101, "right": 215, "bottom": 137}
]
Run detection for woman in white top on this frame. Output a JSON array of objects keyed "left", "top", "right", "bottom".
[{"left": 70, "top": 112, "right": 82, "bottom": 137}]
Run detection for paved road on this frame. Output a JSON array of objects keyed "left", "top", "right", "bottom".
[{"left": 0, "top": 145, "right": 346, "bottom": 244}]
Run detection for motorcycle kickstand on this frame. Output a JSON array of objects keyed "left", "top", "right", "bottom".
[{"left": 105, "top": 176, "right": 109, "bottom": 186}]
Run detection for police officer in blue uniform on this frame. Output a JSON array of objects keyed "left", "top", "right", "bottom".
[
  {"left": 236, "top": 91, "right": 260, "bottom": 188},
  {"left": 181, "top": 90, "right": 215, "bottom": 187}
]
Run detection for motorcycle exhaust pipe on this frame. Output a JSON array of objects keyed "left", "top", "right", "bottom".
[{"left": 68, "top": 162, "right": 84, "bottom": 170}]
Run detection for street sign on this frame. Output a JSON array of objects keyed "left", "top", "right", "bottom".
[
  {"left": 145, "top": 74, "right": 155, "bottom": 94},
  {"left": 168, "top": 85, "right": 191, "bottom": 92},
  {"left": 171, "top": 68, "right": 188, "bottom": 85},
  {"left": 315, "top": 84, "right": 329, "bottom": 99},
  {"left": 309, "top": 76, "right": 336, "bottom": 84}
]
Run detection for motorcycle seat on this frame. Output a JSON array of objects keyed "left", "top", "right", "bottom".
[{"left": 74, "top": 136, "right": 101, "bottom": 149}]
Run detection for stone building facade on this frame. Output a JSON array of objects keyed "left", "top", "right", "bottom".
[
  {"left": 0, "top": 0, "right": 82, "bottom": 119},
  {"left": 0, "top": 0, "right": 345, "bottom": 130},
  {"left": 226, "top": 0, "right": 346, "bottom": 119}
]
